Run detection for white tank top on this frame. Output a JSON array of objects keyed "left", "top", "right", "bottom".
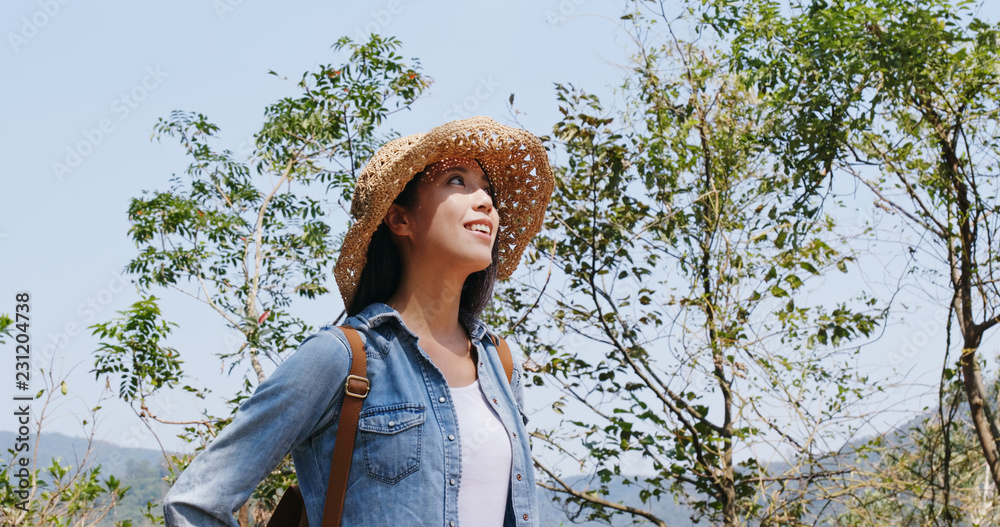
[{"left": 449, "top": 379, "right": 512, "bottom": 527}]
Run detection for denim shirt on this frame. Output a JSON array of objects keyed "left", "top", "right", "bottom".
[{"left": 163, "top": 303, "right": 538, "bottom": 527}]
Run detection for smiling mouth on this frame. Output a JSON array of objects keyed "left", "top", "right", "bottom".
[{"left": 466, "top": 224, "right": 491, "bottom": 235}]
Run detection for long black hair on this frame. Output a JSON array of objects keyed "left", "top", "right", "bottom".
[{"left": 347, "top": 164, "right": 500, "bottom": 317}]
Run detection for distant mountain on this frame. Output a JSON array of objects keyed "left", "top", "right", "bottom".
[
  {"left": 0, "top": 429, "right": 170, "bottom": 476},
  {"left": 1, "top": 430, "right": 171, "bottom": 527},
  {"left": 3, "top": 431, "right": 696, "bottom": 526},
  {"left": 536, "top": 476, "right": 695, "bottom": 526}
]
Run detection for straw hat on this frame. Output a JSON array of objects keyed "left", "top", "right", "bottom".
[{"left": 335, "top": 116, "right": 555, "bottom": 309}]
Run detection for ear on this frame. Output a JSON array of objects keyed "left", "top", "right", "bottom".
[{"left": 383, "top": 203, "right": 412, "bottom": 238}]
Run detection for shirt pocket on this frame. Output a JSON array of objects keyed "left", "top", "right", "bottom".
[{"left": 358, "top": 403, "right": 425, "bottom": 484}]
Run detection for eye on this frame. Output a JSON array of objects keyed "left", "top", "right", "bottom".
[{"left": 448, "top": 174, "right": 465, "bottom": 185}]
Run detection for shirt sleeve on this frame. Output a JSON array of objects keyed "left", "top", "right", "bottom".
[{"left": 163, "top": 329, "right": 350, "bottom": 527}]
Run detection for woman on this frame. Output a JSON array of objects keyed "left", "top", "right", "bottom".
[{"left": 162, "top": 117, "right": 554, "bottom": 527}]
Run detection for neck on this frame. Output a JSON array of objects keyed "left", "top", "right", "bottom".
[{"left": 387, "top": 265, "right": 469, "bottom": 340}]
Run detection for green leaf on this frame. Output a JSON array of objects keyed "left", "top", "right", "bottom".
[{"left": 774, "top": 230, "right": 788, "bottom": 249}]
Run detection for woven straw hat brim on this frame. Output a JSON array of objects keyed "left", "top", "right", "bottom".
[{"left": 335, "top": 116, "right": 555, "bottom": 309}]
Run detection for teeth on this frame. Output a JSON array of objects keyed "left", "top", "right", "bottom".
[{"left": 468, "top": 224, "right": 490, "bottom": 234}]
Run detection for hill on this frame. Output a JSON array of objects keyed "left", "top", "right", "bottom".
[
  {"left": 2, "top": 430, "right": 694, "bottom": 526},
  {"left": 1, "top": 430, "right": 170, "bottom": 527}
]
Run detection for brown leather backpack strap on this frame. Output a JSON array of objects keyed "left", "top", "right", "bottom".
[
  {"left": 489, "top": 333, "right": 514, "bottom": 385},
  {"left": 320, "top": 326, "right": 369, "bottom": 527}
]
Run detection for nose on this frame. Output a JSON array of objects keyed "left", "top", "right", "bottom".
[{"left": 472, "top": 187, "right": 494, "bottom": 211}]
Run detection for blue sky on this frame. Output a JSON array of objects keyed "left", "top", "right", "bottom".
[
  {"left": 2, "top": 0, "right": 999, "bottom": 466},
  {"left": 1, "top": 0, "right": 634, "bottom": 454}
]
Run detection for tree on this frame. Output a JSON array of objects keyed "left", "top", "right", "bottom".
[
  {"left": 715, "top": 0, "right": 1000, "bottom": 498},
  {"left": 834, "top": 380, "right": 999, "bottom": 526},
  {"left": 1, "top": 358, "right": 132, "bottom": 527},
  {"left": 488, "top": 3, "right": 884, "bottom": 525},
  {"left": 89, "top": 34, "right": 428, "bottom": 525},
  {"left": 0, "top": 313, "right": 11, "bottom": 343}
]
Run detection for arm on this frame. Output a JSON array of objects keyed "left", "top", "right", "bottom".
[{"left": 163, "top": 330, "right": 350, "bottom": 527}]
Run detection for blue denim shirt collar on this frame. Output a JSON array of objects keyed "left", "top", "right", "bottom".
[{"left": 350, "top": 302, "right": 489, "bottom": 342}]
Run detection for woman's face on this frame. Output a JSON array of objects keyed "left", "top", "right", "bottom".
[{"left": 387, "top": 158, "right": 499, "bottom": 277}]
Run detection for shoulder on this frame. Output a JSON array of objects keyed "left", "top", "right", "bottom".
[
  {"left": 265, "top": 327, "right": 354, "bottom": 390},
  {"left": 291, "top": 326, "right": 351, "bottom": 362},
  {"left": 227, "top": 327, "right": 357, "bottom": 435}
]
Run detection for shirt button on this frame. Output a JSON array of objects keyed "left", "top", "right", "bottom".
[
  {"left": 492, "top": 398, "right": 498, "bottom": 404},
  {"left": 513, "top": 432, "right": 517, "bottom": 438},
  {"left": 450, "top": 522, "right": 456, "bottom": 527},
  {"left": 439, "top": 396, "right": 447, "bottom": 403},
  {"left": 523, "top": 514, "right": 529, "bottom": 521},
  {"left": 517, "top": 474, "right": 522, "bottom": 481},
  {"left": 450, "top": 478, "right": 456, "bottom": 486},
  {"left": 387, "top": 421, "right": 395, "bottom": 428},
  {"left": 448, "top": 434, "right": 456, "bottom": 441}
]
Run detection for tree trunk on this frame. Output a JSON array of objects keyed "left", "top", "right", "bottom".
[
  {"left": 959, "top": 342, "right": 1000, "bottom": 493},
  {"left": 935, "top": 113, "right": 1000, "bottom": 495}
]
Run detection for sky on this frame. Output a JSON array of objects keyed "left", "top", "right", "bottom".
[
  {"left": 0, "top": 0, "right": 636, "bottom": 457},
  {"left": 2, "top": 0, "right": 1000, "bottom": 473}
]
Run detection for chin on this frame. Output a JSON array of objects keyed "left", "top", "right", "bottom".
[
  {"left": 429, "top": 243, "right": 493, "bottom": 276},
  {"left": 457, "top": 252, "right": 493, "bottom": 275}
]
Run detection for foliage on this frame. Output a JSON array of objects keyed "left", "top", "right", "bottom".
[
  {"left": 0, "top": 457, "right": 130, "bottom": 527},
  {"left": 712, "top": 0, "right": 1000, "bottom": 500},
  {"left": 0, "top": 312, "right": 11, "bottom": 344},
  {"left": 1, "top": 361, "right": 131, "bottom": 526},
  {"left": 836, "top": 380, "right": 1000, "bottom": 526},
  {"left": 91, "top": 297, "right": 183, "bottom": 402},
  {"left": 487, "top": 3, "right": 884, "bottom": 525}
]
